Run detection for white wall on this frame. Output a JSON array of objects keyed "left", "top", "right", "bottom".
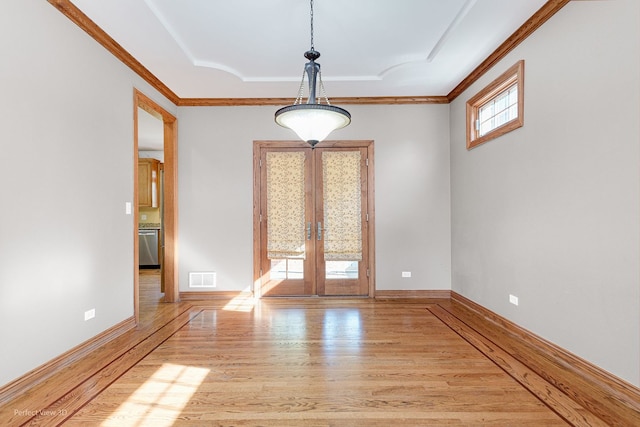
[
  {"left": 0, "top": 0, "right": 176, "bottom": 386},
  {"left": 450, "top": 0, "right": 640, "bottom": 385},
  {"left": 177, "top": 104, "right": 451, "bottom": 293}
]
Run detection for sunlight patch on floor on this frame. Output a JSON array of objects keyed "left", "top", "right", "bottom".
[
  {"left": 101, "top": 363, "right": 209, "bottom": 427},
  {"left": 223, "top": 293, "right": 256, "bottom": 312}
]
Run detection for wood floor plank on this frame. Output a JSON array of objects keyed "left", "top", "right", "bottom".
[
  {"left": 444, "top": 296, "right": 640, "bottom": 426},
  {"left": 12, "top": 273, "right": 609, "bottom": 426},
  {"left": 4, "top": 271, "right": 191, "bottom": 427},
  {"left": 427, "top": 304, "right": 609, "bottom": 427},
  {"left": 60, "top": 296, "right": 569, "bottom": 426},
  {"left": 0, "top": 272, "right": 191, "bottom": 427}
]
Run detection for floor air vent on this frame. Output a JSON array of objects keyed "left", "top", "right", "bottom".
[{"left": 189, "top": 272, "right": 216, "bottom": 288}]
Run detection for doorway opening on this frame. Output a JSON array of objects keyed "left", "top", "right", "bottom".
[
  {"left": 133, "top": 90, "right": 179, "bottom": 324},
  {"left": 253, "top": 140, "right": 375, "bottom": 297}
]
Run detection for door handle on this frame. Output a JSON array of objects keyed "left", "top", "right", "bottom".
[
  {"left": 317, "top": 222, "right": 322, "bottom": 240},
  {"left": 306, "top": 222, "right": 312, "bottom": 240}
]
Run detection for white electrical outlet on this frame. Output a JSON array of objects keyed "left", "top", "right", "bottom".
[
  {"left": 125, "top": 202, "right": 132, "bottom": 215},
  {"left": 84, "top": 308, "right": 96, "bottom": 321},
  {"left": 509, "top": 294, "right": 519, "bottom": 306},
  {"left": 401, "top": 271, "right": 412, "bottom": 278}
]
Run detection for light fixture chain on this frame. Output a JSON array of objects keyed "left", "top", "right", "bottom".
[
  {"left": 295, "top": 69, "right": 306, "bottom": 105},
  {"left": 310, "top": 0, "right": 314, "bottom": 51},
  {"left": 318, "top": 69, "right": 331, "bottom": 105}
]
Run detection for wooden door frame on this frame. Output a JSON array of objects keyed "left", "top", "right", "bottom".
[
  {"left": 253, "top": 140, "right": 375, "bottom": 298},
  {"left": 133, "top": 89, "right": 179, "bottom": 324}
]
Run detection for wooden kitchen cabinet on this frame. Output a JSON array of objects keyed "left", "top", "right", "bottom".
[{"left": 138, "top": 158, "right": 160, "bottom": 207}]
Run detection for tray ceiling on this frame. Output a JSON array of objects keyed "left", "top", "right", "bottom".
[{"left": 70, "top": 0, "right": 547, "bottom": 99}]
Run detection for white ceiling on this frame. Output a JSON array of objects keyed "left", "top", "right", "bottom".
[{"left": 70, "top": 0, "right": 547, "bottom": 99}]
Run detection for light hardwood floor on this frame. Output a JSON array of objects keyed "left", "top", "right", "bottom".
[
  {"left": 11, "top": 273, "right": 609, "bottom": 426},
  {"left": 58, "top": 273, "right": 569, "bottom": 425}
]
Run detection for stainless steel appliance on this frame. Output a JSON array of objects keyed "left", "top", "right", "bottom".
[{"left": 139, "top": 229, "right": 159, "bottom": 268}]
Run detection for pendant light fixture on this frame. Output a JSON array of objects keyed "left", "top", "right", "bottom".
[{"left": 275, "top": 0, "right": 351, "bottom": 147}]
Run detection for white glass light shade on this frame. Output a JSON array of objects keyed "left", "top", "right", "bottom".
[{"left": 275, "top": 104, "right": 351, "bottom": 146}]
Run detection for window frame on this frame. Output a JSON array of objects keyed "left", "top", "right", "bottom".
[{"left": 466, "top": 60, "right": 524, "bottom": 149}]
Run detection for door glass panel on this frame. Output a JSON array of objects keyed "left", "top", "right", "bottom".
[
  {"left": 325, "top": 260, "right": 359, "bottom": 279},
  {"left": 266, "top": 151, "right": 306, "bottom": 277},
  {"left": 322, "top": 151, "right": 362, "bottom": 279},
  {"left": 270, "top": 258, "right": 304, "bottom": 280}
]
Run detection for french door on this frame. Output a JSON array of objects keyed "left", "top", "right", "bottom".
[{"left": 253, "top": 141, "right": 374, "bottom": 297}]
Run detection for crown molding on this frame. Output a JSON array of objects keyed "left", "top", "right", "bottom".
[
  {"left": 47, "top": 0, "right": 180, "bottom": 104},
  {"left": 446, "top": 0, "right": 570, "bottom": 102},
  {"left": 177, "top": 96, "right": 450, "bottom": 107},
  {"left": 48, "top": 0, "right": 569, "bottom": 107}
]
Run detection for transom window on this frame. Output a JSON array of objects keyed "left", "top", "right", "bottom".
[{"left": 466, "top": 60, "right": 524, "bottom": 149}]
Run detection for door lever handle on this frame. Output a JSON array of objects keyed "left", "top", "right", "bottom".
[
  {"left": 306, "top": 222, "right": 312, "bottom": 240},
  {"left": 317, "top": 222, "right": 322, "bottom": 241}
]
